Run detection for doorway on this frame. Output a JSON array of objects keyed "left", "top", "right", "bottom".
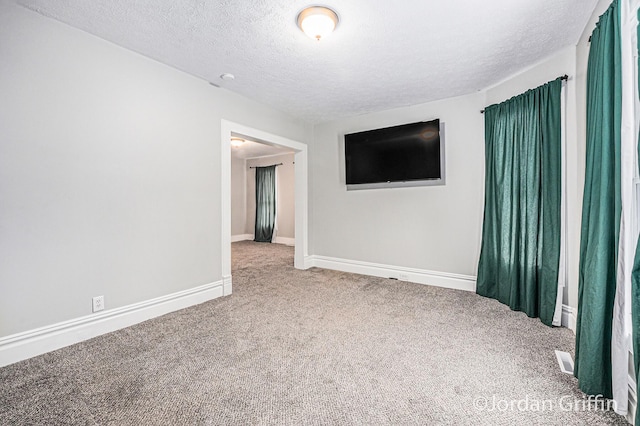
[{"left": 221, "top": 120, "right": 309, "bottom": 296}]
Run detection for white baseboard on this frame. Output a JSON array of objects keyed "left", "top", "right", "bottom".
[
  {"left": 222, "top": 275, "right": 233, "bottom": 296},
  {"left": 0, "top": 280, "right": 226, "bottom": 367},
  {"left": 232, "top": 234, "right": 295, "bottom": 246},
  {"left": 303, "top": 255, "right": 315, "bottom": 270},
  {"left": 274, "top": 236, "right": 295, "bottom": 246},
  {"left": 307, "top": 256, "right": 578, "bottom": 332},
  {"left": 561, "top": 304, "right": 576, "bottom": 332},
  {"left": 306, "top": 255, "right": 476, "bottom": 292}
]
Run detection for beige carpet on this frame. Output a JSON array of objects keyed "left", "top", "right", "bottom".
[{"left": 0, "top": 241, "right": 628, "bottom": 425}]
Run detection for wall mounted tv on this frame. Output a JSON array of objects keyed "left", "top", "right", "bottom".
[{"left": 344, "top": 118, "right": 445, "bottom": 190}]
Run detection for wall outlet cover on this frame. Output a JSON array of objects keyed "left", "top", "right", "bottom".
[{"left": 92, "top": 295, "right": 104, "bottom": 313}]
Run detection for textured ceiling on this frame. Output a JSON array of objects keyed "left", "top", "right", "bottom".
[{"left": 18, "top": 0, "right": 598, "bottom": 124}]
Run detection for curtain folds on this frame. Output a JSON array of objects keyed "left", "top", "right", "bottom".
[
  {"left": 574, "top": 0, "right": 622, "bottom": 399},
  {"left": 254, "top": 165, "right": 277, "bottom": 243},
  {"left": 476, "top": 77, "right": 563, "bottom": 327}
]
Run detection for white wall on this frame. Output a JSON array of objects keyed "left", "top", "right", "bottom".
[
  {"left": 231, "top": 155, "right": 247, "bottom": 236},
  {"left": 310, "top": 92, "right": 485, "bottom": 277},
  {"left": 0, "top": 2, "right": 307, "bottom": 338},
  {"left": 246, "top": 153, "right": 296, "bottom": 240}
]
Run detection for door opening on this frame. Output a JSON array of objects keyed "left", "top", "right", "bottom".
[{"left": 221, "top": 120, "right": 308, "bottom": 296}]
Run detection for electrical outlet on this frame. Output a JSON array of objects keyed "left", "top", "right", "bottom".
[
  {"left": 398, "top": 273, "right": 410, "bottom": 281},
  {"left": 92, "top": 295, "right": 104, "bottom": 313}
]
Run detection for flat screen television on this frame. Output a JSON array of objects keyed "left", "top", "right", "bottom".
[{"left": 344, "top": 119, "right": 445, "bottom": 190}]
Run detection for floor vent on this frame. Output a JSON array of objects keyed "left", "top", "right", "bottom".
[{"left": 555, "top": 350, "right": 574, "bottom": 374}]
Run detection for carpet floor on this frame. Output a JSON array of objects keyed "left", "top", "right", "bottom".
[{"left": 0, "top": 241, "right": 628, "bottom": 425}]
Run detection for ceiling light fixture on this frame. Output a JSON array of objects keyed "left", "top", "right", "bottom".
[
  {"left": 231, "top": 137, "right": 245, "bottom": 147},
  {"left": 297, "top": 6, "right": 339, "bottom": 41}
]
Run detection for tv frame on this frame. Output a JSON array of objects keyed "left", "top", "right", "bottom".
[{"left": 345, "top": 121, "right": 446, "bottom": 191}]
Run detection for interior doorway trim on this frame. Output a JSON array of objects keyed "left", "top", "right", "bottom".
[{"left": 221, "top": 120, "right": 309, "bottom": 294}]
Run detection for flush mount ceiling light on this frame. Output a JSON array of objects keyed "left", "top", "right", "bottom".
[
  {"left": 231, "top": 137, "right": 245, "bottom": 147},
  {"left": 297, "top": 6, "right": 339, "bottom": 41}
]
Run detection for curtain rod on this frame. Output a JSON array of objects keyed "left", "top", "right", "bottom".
[
  {"left": 480, "top": 75, "right": 569, "bottom": 114},
  {"left": 249, "top": 163, "right": 283, "bottom": 169}
]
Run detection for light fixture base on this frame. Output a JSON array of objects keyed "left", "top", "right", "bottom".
[{"left": 297, "top": 6, "right": 339, "bottom": 41}]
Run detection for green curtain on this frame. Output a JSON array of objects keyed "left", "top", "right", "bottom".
[
  {"left": 254, "top": 165, "right": 276, "bottom": 243},
  {"left": 476, "top": 77, "right": 562, "bottom": 327},
  {"left": 574, "top": 0, "right": 621, "bottom": 398},
  {"left": 633, "top": 7, "right": 640, "bottom": 426}
]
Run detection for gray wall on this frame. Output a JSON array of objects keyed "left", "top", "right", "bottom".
[
  {"left": 0, "top": 2, "right": 307, "bottom": 337},
  {"left": 245, "top": 153, "right": 296, "bottom": 240},
  {"left": 231, "top": 156, "right": 247, "bottom": 236},
  {"left": 310, "top": 93, "right": 486, "bottom": 276}
]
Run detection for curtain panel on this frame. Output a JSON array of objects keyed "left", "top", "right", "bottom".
[
  {"left": 254, "top": 165, "right": 277, "bottom": 243},
  {"left": 574, "top": 0, "right": 622, "bottom": 399},
  {"left": 476, "top": 77, "right": 563, "bottom": 327}
]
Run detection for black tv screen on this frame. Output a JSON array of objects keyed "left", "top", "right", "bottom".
[{"left": 344, "top": 119, "right": 444, "bottom": 190}]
